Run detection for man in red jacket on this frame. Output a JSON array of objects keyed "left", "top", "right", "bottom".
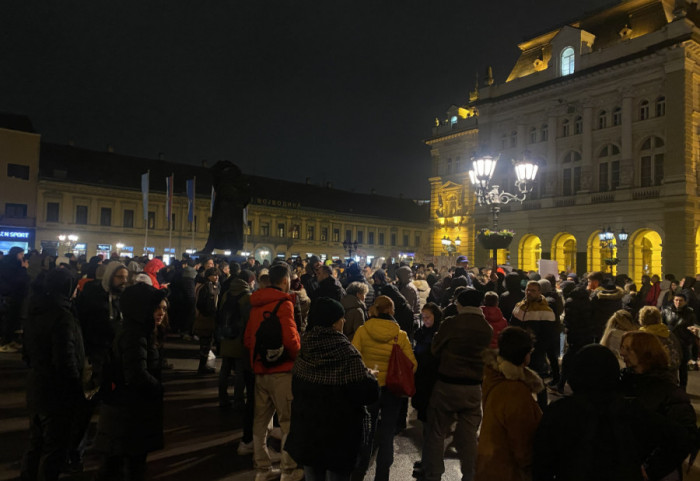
[{"left": 244, "top": 263, "right": 303, "bottom": 481}]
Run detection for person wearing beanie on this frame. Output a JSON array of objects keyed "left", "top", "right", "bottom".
[
  {"left": 286, "top": 297, "right": 379, "bottom": 481},
  {"left": 421, "top": 287, "right": 492, "bottom": 481},
  {"left": 193, "top": 267, "right": 221, "bottom": 374}
]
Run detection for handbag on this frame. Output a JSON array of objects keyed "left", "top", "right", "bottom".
[{"left": 385, "top": 336, "right": 416, "bottom": 397}]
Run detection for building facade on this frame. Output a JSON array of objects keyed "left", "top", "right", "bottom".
[
  {"left": 428, "top": 0, "right": 700, "bottom": 281},
  {"left": 0, "top": 123, "right": 429, "bottom": 264}
]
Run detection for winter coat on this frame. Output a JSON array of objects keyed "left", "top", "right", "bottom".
[
  {"left": 351, "top": 314, "right": 417, "bottom": 387},
  {"left": 95, "top": 283, "right": 166, "bottom": 456},
  {"left": 378, "top": 284, "right": 416, "bottom": 339},
  {"left": 0, "top": 254, "right": 29, "bottom": 299},
  {"left": 167, "top": 266, "right": 196, "bottom": 332},
  {"left": 413, "top": 279, "right": 430, "bottom": 311},
  {"left": 193, "top": 279, "right": 220, "bottom": 337},
  {"left": 217, "top": 278, "right": 252, "bottom": 358},
  {"left": 311, "top": 276, "right": 345, "bottom": 303},
  {"left": 411, "top": 325, "right": 439, "bottom": 422},
  {"left": 662, "top": 305, "right": 697, "bottom": 348},
  {"left": 639, "top": 323, "right": 683, "bottom": 375},
  {"left": 475, "top": 350, "right": 542, "bottom": 481},
  {"left": 143, "top": 258, "right": 165, "bottom": 289},
  {"left": 286, "top": 327, "right": 379, "bottom": 472},
  {"left": 432, "top": 306, "right": 492, "bottom": 383},
  {"left": 590, "top": 286, "right": 625, "bottom": 340},
  {"left": 244, "top": 287, "right": 300, "bottom": 375},
  {"left": 341, "top": 293, "right": 367, "bottom": 341},
  {"left": 499, "top": 273, "right": 525, "bottom": 320},
  {"left": 24, "top": 270, "right": 85, "bottom": 414},
  {"left": 563, "top": 287, "right": 596, "bottom": 346},
  {"left": 481, "top": 306, "right": 508, "bottom": 349}
]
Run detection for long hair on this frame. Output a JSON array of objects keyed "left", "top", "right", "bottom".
[
  {"left": 638, "top": 306, "right": 662, "bottom": 326},
  {"left": 600, "top": 309, "right": 638, "bottom": 346},
  {"left": 369, "top": 295, "right": 394, "bottom": 318},
  {"left": 621, "top": 330, "right": 669, "bottom": 372}
]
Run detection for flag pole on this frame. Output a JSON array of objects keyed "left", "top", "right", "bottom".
[
  {"left": 143, "top": 170, "right": 150, "bottom": 257},
  {"left": 168, "top": 173, "right": 174, "bottom": 259},
  {"left": 191, "top": 176, "right": 196, "bottom": 251}
]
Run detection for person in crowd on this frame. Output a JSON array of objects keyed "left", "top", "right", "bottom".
[
  {"left": 657, "top": 275, "right": 677, "bottom": 310},
  {"left": 588, "top": 272, "right": 625, "bottom": 342},
  {"left": 480, "top": 291, "right": 507, "bottom": 349},
  {"left": 662, "top": 292, "right": 698, "bottom": 390},
  {"left": 413, "top": 272, "right": 430, "bottom": 311},
  {"left": 599, "top": 309, "right": 639, "bottom": 368},
  {"left": 341, "top": 281, "right": 369, "bottom": 341},
  {"left": 217, "top": 269, "right": 255, "bottom": 409},
  {"left": 510, "top": 281, "right": 553, "bottom": 408},
  {"left": 638, "top": 305, "right": 682, "bottom": 380},
  {"left": 301, "top": 256, "right": 321, "bottom": 299},
  {"left": 193, "top": 267, "right": 221, "bottom": 374},
  {"left": 475, "top": 327, "right": 542, "bottom": 481},
  {"left": 20, "top": 269, "right": 84, "bottom": 481},
  {"left": 646, "top": 274, "right": 662, "bottom": 307},
  {"left": 421, "top": 289, "right": 492, "bottom": 481},
  {"left": 351, "top": 295, "right": 417, "bottom": 481},
  {"left": 538, "top": 279, "right": 564, "bottom": 388},
  {"left": 143, "top": 258, "right": 166, "bottom": 290},
  {"left": 498, "top": 272, "right": 524, "bottom": 321},
  {"left": 637, "top": 275, "right": 653, "bottom": 311},
  {"left": 619, "top": 331, "right": 697, "bottom": 479},
  {"left": 555, "top": 283, "right": 595, "bottom": 393},
  {"left": 622, "top": 281, "right": 640, "bottom": 320},
  {"left": 0, "top": 246, "right": 30, "bottom": 351},
  {"left": 310, "top": 265, "right": 345, "bottom": 303},
  {"left": 289, "top": 272, "right": 311, "bottom": 332},
  {"left": 397, "top": 266, "right": 420, "bottom": 327},
  {"left": 343, "top": 263, "right": 375, "bottom": 309},
  {"left": 168, "top": 258, "right": 197, "bottom": 338},
  {"left": 76, "top": 256, "right": 103, "bottom": 293},
  {"left": 533, "top": 344, "right": 691, "bottom": 481},
  {"left": 285, "top": 298, "right": 379, "bottom": 481},
  {"left": 93, "top": 283, "right": 167, "bottom": 481},
  {"left": 243, "top": 263, "right": 303, "bottom": 481}
]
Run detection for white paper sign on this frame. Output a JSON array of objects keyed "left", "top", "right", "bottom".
[{"left": 538, "top": 259, "right": 559, "bottom": 278}]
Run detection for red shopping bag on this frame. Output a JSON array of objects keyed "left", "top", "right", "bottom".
[{"left": 385, "top": 336, "right": 415, "bottom": 397}]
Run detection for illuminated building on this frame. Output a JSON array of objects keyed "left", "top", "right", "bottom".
[
  {"left": 427, "top": 0, "right": 700, "bottom": 280},
  {"left": 0, "top": 116, "right": 428, "bottom": 264}
]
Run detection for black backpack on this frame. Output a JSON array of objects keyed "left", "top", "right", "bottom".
[
  {"left": 215, "top": 291, "right": 245, "bottom": 342},
  {"left": 254, "top": 299, "right": 289, "bottom": 368}
]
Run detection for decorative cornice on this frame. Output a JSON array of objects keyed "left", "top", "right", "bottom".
[{"left": 425, "top": 129, "right": 477, "bottom": 145}]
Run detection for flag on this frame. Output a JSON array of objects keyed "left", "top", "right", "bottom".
[
  {"left": 210, "top": 186, "right": 216, "bottom": 218},
  {"left": 186, "top": 178, "right": 195, "bottom": 223},
  {"left": 165, "top": 174, "right": 174, "bottom": 226},
  {"left": 141, "top": 172, "right": 149, "bottom": 222}
]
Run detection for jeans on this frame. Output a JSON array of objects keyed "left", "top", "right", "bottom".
[
  {"left": 304, "top": 465, "right": 352, "bottom": 481},
  {"left": 355, "top": 387, "right": 402, "bottom": 481},
  {"left": 422, "top": 381, "right": 482, "bottom": 481}
]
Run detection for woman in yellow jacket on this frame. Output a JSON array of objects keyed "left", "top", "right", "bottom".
[{"left": 351, "top": 295, "right": 417, "bottom": 481}]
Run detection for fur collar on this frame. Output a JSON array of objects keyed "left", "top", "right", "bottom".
[
  {"left": 594, "top": 286, "right": 625, "bottom": 300},
  {"left": 483, "top": 349, "right": 544, "bottom": 394}
]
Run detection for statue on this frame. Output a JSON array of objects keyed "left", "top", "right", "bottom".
[{"left": 202, "top": 161, "right": 251, "bottom": 253}]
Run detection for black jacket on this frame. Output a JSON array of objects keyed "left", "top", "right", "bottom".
[
  {"left": 310, "top": 276, "right": 345, "bottom": 303},
  {"left": 590, "top": 286, "right": 625, "bottom": 340},
  {"left": 564, "top": 287, "right": 596, "bottom": 345}
]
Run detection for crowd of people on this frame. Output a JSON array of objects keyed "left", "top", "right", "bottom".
[{"left": 1, "top": 245, "right": 700, "bottom": 481}]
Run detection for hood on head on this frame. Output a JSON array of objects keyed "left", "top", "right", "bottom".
[
  {"left": 120, "top": 282, "right": 168, "bottom": 327},
  {"left": 569, "top": 344, "right": 619, "bottom": 394},
  {"left": 101, "top": 262, "right": 127, "bottom": 292},
  {"left": 504, "top": 272, "right": 522, "bottom": 291},
  {"left": 144, "top": 258, "right": 165, "bottom": 275},
  {"left": 127, "top": 260, "right": 143, "bottom": 273},
  {"left": 44, "top": 268, "right": 75, "bottom": 299}
]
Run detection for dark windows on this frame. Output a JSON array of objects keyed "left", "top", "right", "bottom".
[
  {"left": 640, "top": 136, "right": 664, "bottom": 187},
  {"left": 123, "top": 209, "right": 134, "bottom": 228},
  {"left": 598, "top": 144, "right": 621, "bottom": 192},
  {"left": 5, "top": 203, "right": 27, "bottom": 218},
  {"left": 100, "top": 207, "right": 112, "bottom": 226},
  {"left": 357, "top": 231, "right": 363, "bottom": 244},
  {"left": 562, "top": 151, "right": 582, "bottom": 196},
  {"left": 260, "top": 222, "right": 270, "bottom": 236},
  {"left": 148, "top": 211, "right": 156, "bottom": 229},
  {"left": 46, "top": 202, "right": 59, "bottom": 222},
  {"left": 391, "top": 233, "right": 397, "bottom": 246},
  {"left": 307, "top": 225, "right": 315, "bottom": 240},
  {"left": 76, "top": 205, "right": 88, "bottom": 225},
  {"left": 321, "top": 227, "right": 328, "bottom": 241},
  {"left": 612, "top": 107, "right": 622, "bottom": 126},
  {"left": 368, "top": 232, "right": 375, "bottom": 245},
  {"left": 332, "top": 228, "right": 340, "bottom": 242},
  {"left": 655, "top": 96, "right": 666, "bottom": 117},
  {"left": 378, "top": 232, "right": 385, "bottom": 246},
  {"left": 7, "top": 163, "right": 29, "bottom": 180}
]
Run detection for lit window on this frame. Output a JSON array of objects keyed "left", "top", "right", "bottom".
[{"left": 561, "top": 47, "right": 575, "bottom": 76}]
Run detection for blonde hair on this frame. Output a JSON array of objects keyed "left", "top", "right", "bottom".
[
  {"left": 638, "top": 306, "right": 662, "bottom": 326},
  {"left": 369, "top": 295, "right": 394, "bottom": 318},
  {"left": 621, "top": 331, "right": 669, "bottom": 372},
  {"left": 600, "top": 309, "right": 639, "bottom": 346}
]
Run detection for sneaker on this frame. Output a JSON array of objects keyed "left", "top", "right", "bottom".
[
  {"left": 237, "top": 440, "right": 254, "bottom": 455},
  {"left": 255, "top": 469, "right": 281, "bottom": 481},
  {"left": 280, "top": 468, "right": 304, "bottom": 481}
]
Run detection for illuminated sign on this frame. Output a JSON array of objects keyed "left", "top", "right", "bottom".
[
  {"left": 97, "top": 244, "right": 112, "bottom": 251},
  {"left": 122, "top": 246, "right": 134, "bottom": 252},
  {"left": 0, "top": 231, "right": 30, "bottom": 239},
  {"left": 74, "top": 243, "right": 87, "bottom": 250},
  {"left": 164, "top": 248, "right": 175, "bottom": 254},
  {"left": 253, "top": 197, "right": 301, "bottom": 209},
  {"left": 145, "top": 247, "right": 155, "bottom": 253}
]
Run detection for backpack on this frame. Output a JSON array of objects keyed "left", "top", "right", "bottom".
[
  {"left": 215, "top": 291, "right": 245, "bottom": 342},
  {"left": 254, "top": 299, "right": 289, "bottom": 368}
]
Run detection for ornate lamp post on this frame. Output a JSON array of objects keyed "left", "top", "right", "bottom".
[
  {"left": 468, "top": 152, "right": 540, "bottom": 269},
  {"left": 343, "top": 239, "right": 358, "bottom": 258},
  {"left": 599, "top": 226, "right": 628, "bottom": 273},
  {"left": 58, "top": 234, "right": 79, "bottom": 255}
]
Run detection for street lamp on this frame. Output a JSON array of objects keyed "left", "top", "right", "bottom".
[
  {"left": 441, "top": 236, "right": 456, "bottom": 254},
  {"left": 343, "top": 239, "right": 358, "bottom": 258},
  {"left": 58, "top": 233, "right": 79, "bottom": 254},
  {"left": 468, "top": 151, "right": 540, "bottom": 268},
  {"left": 599, "top": 227, "right": 628, "bottom": 273}
]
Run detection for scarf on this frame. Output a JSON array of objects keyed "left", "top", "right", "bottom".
[{"left": 293, "top": 326, "right": 368, "bottom": 385}]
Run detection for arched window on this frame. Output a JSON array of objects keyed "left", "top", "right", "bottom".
[
  {"left": 640, "top": 100, "right": 650, "bottom": 120},
  {"left": 540, "top": 123, "right": 549, "bottom": 142},
  {"left": 640, "top": 136, "right": 664, "bottom": 186},
  {"left": 561, "top": 47, "right": 575, "bottom": 76},
  {"left": 562, "top": 151, "right": 582, "bottom": 196},
  {"left": 598, "top": 110, "right": 608, "bottom": 129},
  {"left": 612, "top": 107, "right": 622, "bottom": 126},
  {"left": 574, "top": 116, "right": 583, "bottom": 134},
  {"left": 655, "top": 96, "right": 666, "bottom": 117},
  {"left": 510, "top": 130, "right": 517, "bottom": 148},
  {"left": 598, "top": 144, "right": 621, "bottom": 192},
  {"left": 562, "top": 119, "right": 570, "bottom": 137},
  {"left": 529, "top": 127, "right": 537, "bottom": 144}
]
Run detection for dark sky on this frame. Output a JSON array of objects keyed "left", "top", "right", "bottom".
[{"left": 1, "top": 0, "right": 614, "bottom": 198}]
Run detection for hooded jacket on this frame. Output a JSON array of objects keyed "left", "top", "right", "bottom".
[
  {"left": 591, "top": 286, "right": 625, "bottom": 339},
  {"left": 341, "top": 292, "right": 367, "bottom": 341},
  {"left": 475, "top": 349, "right": 542, "bottom": 481},
  {"left": 143, "top": 258, "right": 165, "bottom": 289},
  {"left": 351, "top": 314, "right": 417, "bottom": 387},
  {"left": 397, "top": 266, "right": 420, "bottom": 320},
  {"left": 244, "top": 287, "right": 300, "bottom": 375},
  {"left": 499, "top": 273, "right": 525, "bottom": 320},
  {"left": 218, "top": 277, "right": 252, "bottom": 358}
]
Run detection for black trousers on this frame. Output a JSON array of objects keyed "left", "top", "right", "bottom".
[{"left": 21, "top": 412, "right": 72, "bottom": 481}]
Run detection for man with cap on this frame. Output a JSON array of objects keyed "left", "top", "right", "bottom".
[
  {"left": 421, "top": 288, "right": 493, "bottom": 481},
  {"left": 454, "top": 255, "right": 473, "bottom": 287}
]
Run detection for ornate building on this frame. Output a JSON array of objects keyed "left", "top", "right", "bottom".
[
  {"left": 1, "top": 118, "right": 429, "bottom": 264},
  {"left": 427, "top": 0, "right": 700, "bottom": 280}
]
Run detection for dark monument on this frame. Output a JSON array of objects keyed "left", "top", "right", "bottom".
[{"left": 202, "top": 161, "right": 251, "bottom": 254}]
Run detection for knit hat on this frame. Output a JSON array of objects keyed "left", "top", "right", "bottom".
[
  {"left": 456, "top": 288, "right": 484, "bottom": 307},
  {"left": 308, "top": 297, "right": 345, "bottom": 328}
]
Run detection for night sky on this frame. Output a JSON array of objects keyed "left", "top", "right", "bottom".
[{"left": 1, "top": 1, "right": 614, "bottom": 198}]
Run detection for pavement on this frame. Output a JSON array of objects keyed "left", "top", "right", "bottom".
[{"left": 1, "top": 337, "right": 699, "bottom": 481}]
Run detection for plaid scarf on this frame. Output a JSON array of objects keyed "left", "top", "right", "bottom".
[{"left": 293, "top": 326, "right": 368, "bottom": 385}]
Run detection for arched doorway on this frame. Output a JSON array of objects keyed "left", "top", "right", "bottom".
[
  {"left": 587, "top": 230, "right": 618, "bottom": 276},
  {"left": 519, "top": 235, "right": 542, "bottom": 272},
  {"left": 629, "top": 229, "right": 662, "bottom": 283},
  {"left": 552, "top": 233, "right": 576, "bottom": 274}
]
